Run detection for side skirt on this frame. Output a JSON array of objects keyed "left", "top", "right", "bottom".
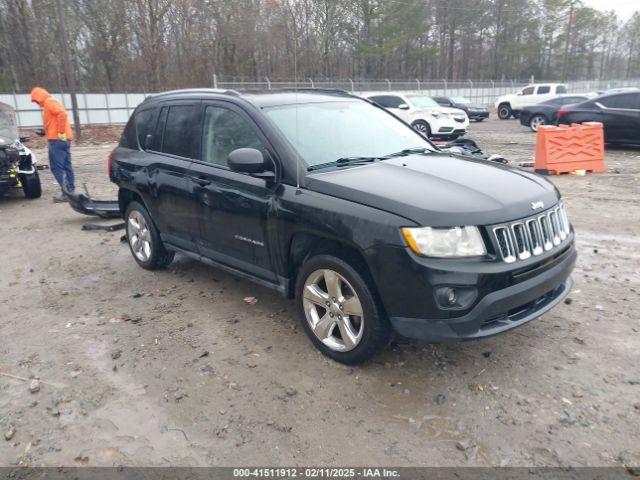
[{"left": 164, "top": 242, "right": 290, "bottom": 297}]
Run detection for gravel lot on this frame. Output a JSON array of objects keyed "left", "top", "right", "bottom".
[{"left": 1, "top": 116, "right": 639, "bottom": 468}]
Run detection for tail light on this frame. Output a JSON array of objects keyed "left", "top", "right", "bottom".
[{"left": 107, "top": 148, "right": 115, "bottom": 177}]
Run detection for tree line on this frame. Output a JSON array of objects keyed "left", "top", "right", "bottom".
[{"left": 1, "top": 0, "right": 639, "bottom": 93}]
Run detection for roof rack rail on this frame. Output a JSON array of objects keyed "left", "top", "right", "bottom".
[{"left": 148, "top": 88, "right": 241, "bottom": 99}]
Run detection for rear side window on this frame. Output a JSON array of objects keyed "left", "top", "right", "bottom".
[
  {"left": 161, "top": 105, "right": 201, "bottom": 159},
  {"left": 599, "top": 93, "right": 639, "bottom": 109},
  {"left": 120, "top": 116, "right": 137, "bottom": 149},
  {"left": 135, "top": 108, "right": 158, "bottom": 150},
  {"left": 537, "top": 85, "right": 551, "bottom": 94},
  {"left": 369, "top": 95, "right": 403, "bottom": 108},
  {"left": 561, "top": 96, "right": 586, "bottom": 105}
]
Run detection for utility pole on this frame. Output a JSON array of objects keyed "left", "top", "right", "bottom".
[
  {"left": 561, "top": 0, "right": 574, "bottom": 83},
  {"left": 55, "top": 0, "right": 81, "bottom": 142}
]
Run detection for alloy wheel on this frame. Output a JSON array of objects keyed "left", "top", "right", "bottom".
[
  {"left": 302, "top": 269, "right": 364, "bottom": 352},
  {"left": 530, "top": 115, "right": 546, "bottom": 131},
  {"left": 413, "top": 122, "right": 429, "bottom": 134},
  {"left": 127, "top": 210, "right": 152, "bottom": 262}
]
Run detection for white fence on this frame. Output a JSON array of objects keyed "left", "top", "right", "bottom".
[{"left": 3, "top": 78, "right": 637, "bottom": 128}]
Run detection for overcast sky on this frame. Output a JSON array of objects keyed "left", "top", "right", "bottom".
[{"left": 581, "top": 0, "right": 639, "bottom": 20}]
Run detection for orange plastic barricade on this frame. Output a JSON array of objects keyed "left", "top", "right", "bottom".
[{"left": 534, "top": 122, "right": 605, "bottom": 175}]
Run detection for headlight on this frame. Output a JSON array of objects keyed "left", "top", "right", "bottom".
[
  {"left": 430, "top": 112, "right": 449, "bottom": 119},
  {"left": 402, "top": 226, "right": 486, "bottom": 258}
]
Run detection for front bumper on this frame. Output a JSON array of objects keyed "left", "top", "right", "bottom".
[
  {"left": 468, "top": 111, "right": 489, "bottom": 120},
  {"left": 367, "top": 241, "right": 576, "bottom": 342}
]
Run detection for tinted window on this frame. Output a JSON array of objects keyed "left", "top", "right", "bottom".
[
  {"left": 560, "top": 96, "right": 587, "bottom": 105},
  {"left": 202, "top": 106, "right": 266, "bottom": 167},
  {"left": 537, "top": 86, "right": 551, "bottom": 94},
  {"left": 151, "top": 106, "right": 168, "bottom": 151},
  {"left": 556, "top": 85, "right": 568, "bottom": 94},
  {"left": 599, "top": 93, "right": 639, "bottom": 109},
  {"left": 120, "top": 115, "right": 137, "bottom": 149},
  {"left": 369, "top": 95, "right": 403, "bottom": 108},
  {"left": 161, "top": 105, "right": 200, "bottom": 158},
  {"left": 135, "top": 108, "right": 158, "bottom": 150},
  {"left": 522, "top": 87, "right": 535, "bottom": 95}
]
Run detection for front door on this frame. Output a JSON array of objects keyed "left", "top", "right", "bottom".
[{"left": 188, "top": 102, "right": 279, "bottom": 282}]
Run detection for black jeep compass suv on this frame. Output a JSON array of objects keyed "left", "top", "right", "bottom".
[{"left": 109, "top": 88, "right": 576, "bottom": 364}]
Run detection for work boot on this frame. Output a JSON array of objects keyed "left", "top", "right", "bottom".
[{"left": 53, "top": 194, "right": 68, "bottom": 203}]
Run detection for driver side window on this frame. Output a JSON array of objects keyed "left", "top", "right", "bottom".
[
  {"left": 202, "top": 106, "right": 266, "bottom": 167},
  {"left": 522, "top": 87, "right": 535, "bottom": 95}
]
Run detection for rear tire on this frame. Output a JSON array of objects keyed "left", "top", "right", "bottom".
[
  {"left": 21, "top": 172, "right": 42, "bottom": 199},
  {"left": 498, "top": 103, "right": 512, "bottom": 120},
  {"left": 529, "top": 114, "right": 548, "bottom": 132},
  {"left": 296, "top": 254, "right": 391, "bottom": 365},
  {"left": 411, "top": 120, "right": 431, "bottom": 138},
  {"left": 125, "top": 201, "right": 174, "bottom": 270}
]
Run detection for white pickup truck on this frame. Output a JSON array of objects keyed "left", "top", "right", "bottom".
[{"left": 494, "top": 84, "right": 568, "bottom": 119}]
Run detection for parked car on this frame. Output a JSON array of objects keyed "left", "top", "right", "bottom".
[
  {"left": 519, "top": 95, "right": 593, "bottom": 132},
  {"left": 557, "top": 89, "right": 640, "bottom": 146},
  {"left": 110, "top": 88, "right": 576, "bottom": 364},
  {"left": 0, "top": 102, "right": 41, "bottom": 199},
  {"left": 495, "top": 83, "right": 568, "bottom": 120},
  {"left": 432, "top": 96, "right": 490, "bottom": 121},
  {"left": 366, "top": 93, "right": 469, "bottom": 139}
]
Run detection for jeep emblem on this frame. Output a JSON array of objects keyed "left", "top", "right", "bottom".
[{"left": 531, "top": 201, "right": 545, "bottom": 210}]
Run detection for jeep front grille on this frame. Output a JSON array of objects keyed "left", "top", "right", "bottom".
[{"left": 492, "top": 203, "right": 570, "bottom": 263}]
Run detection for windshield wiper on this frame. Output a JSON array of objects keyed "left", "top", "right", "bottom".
[
  {"left": 380, "top": 147, "right": 433, "bottom": 159},
  {"left": 307, "top": 157, "right": 379, "bottom": 171},
  {"left": 307, "top": 148, "right": 435, "bottom": 172}
]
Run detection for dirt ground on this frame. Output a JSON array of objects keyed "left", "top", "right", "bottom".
[{"left": 1, "top": 116, "right": 639, "bottom": 468}]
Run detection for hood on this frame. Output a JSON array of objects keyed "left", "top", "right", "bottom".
[
  {"left": 305, "top": 154, "right": 559, "bottom": 227},
  {"left": 438, "top": 107, "right": 467, "bottom": 116},
  {"left": 30, "top": 87, "right": 50, "bottom": 107},
  {"left": 0, "top": 102, "right": 18, "bottom": 144}
]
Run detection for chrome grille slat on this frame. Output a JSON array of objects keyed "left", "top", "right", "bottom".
[{"left": 491, "top": 203, "right": 571, "bottom": 263}]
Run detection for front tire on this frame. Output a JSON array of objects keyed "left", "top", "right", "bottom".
[
  {"left": 125, "top": 201, "right": 174, "bottom": 270},
  {"left": 21, "top": 172, "right": 42, "bottom": 199},
  {"left": 295, "top": 255, "right": 391, "bottom": 364},
  {"left": 411, "top": 120, "right": 431, "bottom": 138},
  {"left": 498, "top": 103, "right": 512, "bottom": 120}
]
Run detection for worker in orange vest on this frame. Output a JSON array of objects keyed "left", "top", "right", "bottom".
[{"left": 30, "top": 87, "right": 75, "bottom": 199}]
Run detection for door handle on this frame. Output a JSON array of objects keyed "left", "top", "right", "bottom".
[{"left": 191, "top": 175, "right": 211, "bottom": 187}]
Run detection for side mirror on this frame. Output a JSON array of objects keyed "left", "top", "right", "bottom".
[
  {"left": 228, "top": 148, "right": 274, "bottom": 179},
  {"left": 517, "top": 92, "right": 523, "bottom": 96},
  {"left": 19, "top": 136, "right": 31, "bottom": 143},
  {"left": 398, "top": 103, "right": 410, "bottom": 110},
  {"left": 144, "top": 134, "right": 153, "bottom": 150}
]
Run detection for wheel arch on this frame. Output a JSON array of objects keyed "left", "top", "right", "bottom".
[
  {"left": 286, "top": 233, "right": 378, "bottom": 301},
  {"left": 118, "top": 188, "right": 147, "bottom": 218}
]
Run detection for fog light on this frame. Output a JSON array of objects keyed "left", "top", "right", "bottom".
[
  {"left": 435, "top": 286, "right": 478, "bottom": 310},
  {"left": 446, "top": 288, "right": 457, "bottom": 305}
]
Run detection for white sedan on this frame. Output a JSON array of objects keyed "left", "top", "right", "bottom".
[{"left": 366, "top": 92, "right": 469, "bottom": 139}]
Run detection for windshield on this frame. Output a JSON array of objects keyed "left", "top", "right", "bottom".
[
  {"left": 451, "top": 97, "right": 471, "bottom": 104},
  {"left": 0, "top": 102, "right": 18, "bottom": 142},
  {"left": 407, "top": 96, "right": 439, "bottom": 108},
  {"left": 264, "top": 101, "right": 435, "bottom": 167}
]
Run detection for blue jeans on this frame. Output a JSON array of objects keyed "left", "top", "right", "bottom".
[{"left": 48, "top": 140, "right": 75, "bottom": 193}]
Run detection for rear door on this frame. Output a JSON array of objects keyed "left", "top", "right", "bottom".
[
  {"left": 187, "top": 101, "right": 279, "bottom": 282},
  {"left": 147, "top": 101, "right": 202, "bottom": 250}
]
